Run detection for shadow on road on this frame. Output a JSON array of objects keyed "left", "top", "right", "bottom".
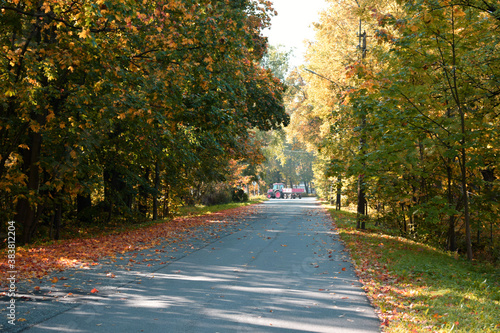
[{"left": 10, "top": 198, "right": 380, "bottom": 333}]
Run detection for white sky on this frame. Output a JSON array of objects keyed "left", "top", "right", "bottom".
[{"left": 262, "top": 0, "right": 329, "bottom": 68}]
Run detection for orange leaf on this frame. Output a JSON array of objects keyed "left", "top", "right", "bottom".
[
  {"left": 51, "top": 277, "right": 59, "bottom": 283},
  {"left": 342, "top": 267, "right": 346, "bottom": 271},
  {"left": 90, "top": 288, "right": 99, "bottom": 294}
]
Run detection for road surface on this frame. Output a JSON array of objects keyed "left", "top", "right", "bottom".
[{"left": 4, "top": 197, "right": 380, "bottom": 332}]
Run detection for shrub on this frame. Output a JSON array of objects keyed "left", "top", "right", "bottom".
[
  {"left": 232, "top": 188, "right": 248, "bottom": 202},
  {"left": 200, "top": 184, "right": 232, "bottom": 206}
]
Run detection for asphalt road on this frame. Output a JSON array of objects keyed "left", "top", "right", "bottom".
[{"left": 4, "top": 197, "right": 380, "bottom": 332}]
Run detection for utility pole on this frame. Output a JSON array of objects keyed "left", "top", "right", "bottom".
[{"left": 356, "top": 20, "right": 368, "bottom": 230}]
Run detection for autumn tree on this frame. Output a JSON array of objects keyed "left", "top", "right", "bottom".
[
  {"left": 302, "top": 0, "right": 499, "bottom": 260},
  {"left": 0, "top": 0, "right": 288, "bottom": 243},
  {"left": 258, "top": 44, "right": 316, "bottom": 191}
]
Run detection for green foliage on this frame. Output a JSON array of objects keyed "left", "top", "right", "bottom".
[
  {"left": 0, "top": 0, "right": 288, "bottom": 243},
  {"left": 259, "top": 48, "right": 316, "bottom": 191},
  {"left": 302, "top": 0, "right": 499, "bottom": 260},
  {"left": 199, "top": 183, "right": 233, "bottom": 206},
  {"left": 232, "top": 188, "right": 249, "bottom": 203}
]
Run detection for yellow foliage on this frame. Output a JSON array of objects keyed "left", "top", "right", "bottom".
[{"left": 78, "top": 28, "right": 90, "bottom": 39}]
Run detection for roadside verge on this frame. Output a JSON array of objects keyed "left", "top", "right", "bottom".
[{"left": 323, "top": 204, "right": 500, "bottom": 332}]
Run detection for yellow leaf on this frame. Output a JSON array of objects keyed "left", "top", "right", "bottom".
[
  {"left": 204, "top": 56, "right": 214, "bottom": 65},
  {"left": 454, "top": 8, "right": 466, "bottom": 17},
  {"left": 46, "top": 111, "right": 55, "bottom": 122},
  {"left": 79, "top": 28, "right": 90, "bottom": 39},
  {"left": 30, "top": 122, "right": 41, "bottom": 133}
]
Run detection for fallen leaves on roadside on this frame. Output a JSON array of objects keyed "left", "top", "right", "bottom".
[{"left": 0, "top": 205, "right": 260, "bottom": 287}]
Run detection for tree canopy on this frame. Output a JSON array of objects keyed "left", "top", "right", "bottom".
[
  {"left": 297, "top": 0, "right": 499, "bottom": 260},
  {"left": 0, "top": 0, "right": 289, "bottom": 243}
]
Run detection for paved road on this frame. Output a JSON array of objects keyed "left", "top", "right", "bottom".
[{"left": 5, "top": 198, "right": 380, "bottom": 332}]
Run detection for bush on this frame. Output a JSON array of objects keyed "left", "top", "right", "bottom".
[
  {"left": 232, "top": 188, "right": 248, "bottom": 202},
  {"left": 200, "top": 184, "right": 232, "bottom": 206}
]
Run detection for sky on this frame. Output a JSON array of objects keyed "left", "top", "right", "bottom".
[{"left": 262, "top": 0, "right": 329, "bottom": 68}]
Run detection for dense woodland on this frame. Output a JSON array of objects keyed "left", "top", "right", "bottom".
[
  {"left": 0, "top": 0, "right": 289, "bottom": 243},
  {"left": 1, "top": 0, "right": 498, "bottom": 262},
  {"left": 287, "top": 0, "right": 499, "bottom": 261}
]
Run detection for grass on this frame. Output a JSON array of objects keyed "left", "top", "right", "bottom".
[{"left": 323, "top": 203, "right": 500, "bottom": 332}]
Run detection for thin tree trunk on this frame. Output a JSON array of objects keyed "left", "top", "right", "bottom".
[
  {"left": 336, "top": 177, "right": 342, "bottom": 211},
  {"left": 446, "top": 165, "right": 456, "bottom": 251},
  {"left": 460, "top": 148, "right": 473, "bottom": 260},
  {"left": 153, "top": 161, "right": 160, "bottom": 220}
]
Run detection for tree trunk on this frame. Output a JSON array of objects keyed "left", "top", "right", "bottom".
[
  {"left": 16, "top": 130, "right": 42, "bottom": 244},
  {"left": 53, "top": 204, "right": 62, "bottom": 240},
  {"left": 152, "top": 161, "right": 160, "bottom": 220},
  {"left": 446, "top": 165, "right": 456, "bottom": 251},
  {"left": 357, "top": 174, "right": 367, "bottom": 229},
  {"left": 460, "top": 148, "right": 473, "bottom": 261},
  {"left": 336, "top": 177, "right": 342, "bottom": 211},
  {"left": 139, "top": 167, "right": 150, "bottom": 217},
  {"left": 77, "top": 193, "right": 92, "bottom": 224}
]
